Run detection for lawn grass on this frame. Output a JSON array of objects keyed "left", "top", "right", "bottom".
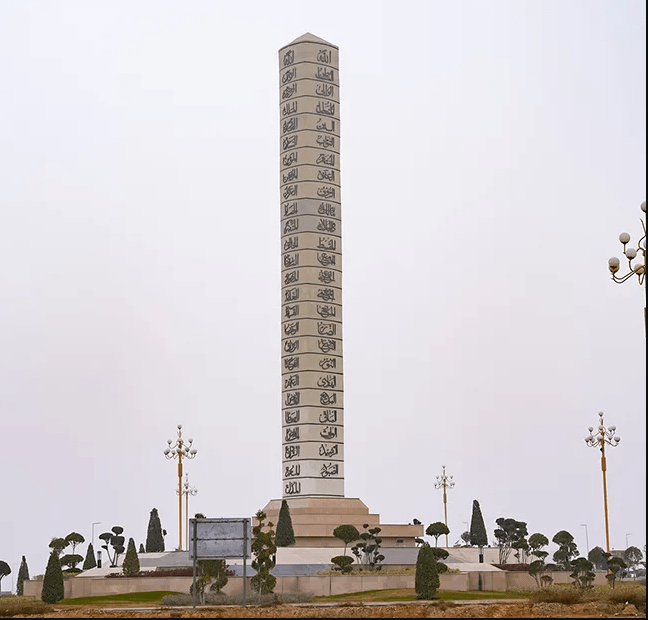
[
  {"left": 57, "top": 590, "right": 183, "bottom": 606},
  {"left": 312, "top": 588, "right": 532, "bottom": 603}
]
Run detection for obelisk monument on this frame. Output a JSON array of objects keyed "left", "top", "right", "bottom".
[
  {"left": 279, "top": 33, "right": 343, "bottom": 498},
  {"left": 263, "top": 34, "right": 421, "bottom": 548}
]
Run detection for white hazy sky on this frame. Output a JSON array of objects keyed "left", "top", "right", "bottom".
[{"left": 0, "top": 0, "right": 645, "bottom": 590}]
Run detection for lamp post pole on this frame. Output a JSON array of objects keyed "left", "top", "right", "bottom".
[
  {"left": 585, "top": 411, "right": 620, "bottom": 554},
  {"left": 434, "top": 465, "right": 455, "bottom": 547},
  {"left": 92, "top": 522, "right": 101, "bottom": 551},
  {"left": 608, "top": 200, "right": 646, "bottom": 335},
  {"left": 177, "top": 472, "right": 198, "bottom": 550},
  {"left": 626, "top": 533, "right": 632, "bottom": 548},
  {"left": 580, "top": 523, "right": 589, "bottom": 555},
  {"left": 164, "top": 424, "right": 197, "bottom": 550}
]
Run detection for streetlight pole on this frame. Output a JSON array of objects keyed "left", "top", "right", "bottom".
[
  {"left": 580, "top": 523, "right": 589, "bottom": 555},
  {"left": 608, "top": 200, "right": 646, "bottom": 335},
  {"left": 626, "top": 533, "right": 632, "bottom": 548},
  {"left": 434, "top": 465, "right": 455, "bottom": 547},
  {"left": 177, "top": 472, "right": 198, "bottom": 550},
  {"left": 585, "top": 411, "right": 621, "bottom": 554},
  {"left": 92, "top": 522, "right": 101, "bottom": 552},
  {"left": 164, "top": 424, "right": 197, "bottom": 551}
]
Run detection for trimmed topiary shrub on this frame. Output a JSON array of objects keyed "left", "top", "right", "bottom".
[
  {"left": 42, "top": 551, "right": 64, "bottom": 603},
  {"left": 82, "top": 543, "right": 97, "bottom": 570},
  {"left": 16, "top": 555, "right": 30, "bottom": 596},
  {"left": 275, "top": 499, "right": 296, "bottom": 547},
  {"left": 415, "top": 544, "right": 440, "bottom": 600},
  {"left": 145, "top": 508, "right": 165, "bottom": 552},
  {"left": 331, "top": 555, "right": 354, "bottom": 574},
  {"left": 122, "top": 537, "right": 140, "bottom": 576}
]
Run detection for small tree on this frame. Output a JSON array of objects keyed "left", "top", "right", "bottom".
[
  {"left": 41, "top": 552, "right": 64, "bottom": 603},
  {"left": 426, "top": 522, "right": 450, "bottom": 547},
  {"left": 82, "top": 543, "right": 97, "bottom": 570},
  {"left": 64, "top": 532, "right": 85, "bottom": 555},
  {"left": 331, "top": 555, "right": 354, "bottom": 574},
  {"left": 606, "top": 555, "right": 627, "bottom": 588},
  {"left": 250, "top": 509, "right": 277, "bottom": 594},
  {"left": 139, "top": 543, "right": 145, "bottom": 554},
  {"left": 122, "top": 538, "right": 140, "bottom": 576},
  {"left": 275, "top": 500, "right": 296, "bottom": 547},
  {"left": 16, "top": 556, "right": 29, "bottom": 596},
  {"left": 624, "top": 546, "right": 643, "bottom": 575},
  {"left": 459, "top": 531, "right": 471, "bottom": 546},
  {"left": 145, "top": 508, "right": 165, "bottom": 552},
  {"left": 60, "top": 553, "right": 84, "bottom": 573},
  {"left": 0, "top": 561, "right": 11, "bottom": 592},
  {"left": 332, "top": 524, "right": 360, "bottom": 556},
  {"left": 351, "top": 524, "right": 385, "bottom": 570},
  {"left": 529, "top": 533, "right": 549, "bottom": 562},
  {"left": 99, "top": 526, "right": 126, "bottom": 567},
  {"left": 48, "top": 537, "right": 69, "bottom": 557},
  {"left": 552, "top": 530, "right": 579, "bottom": 570},
  {"left": 428, "top": 547, "right": 450, "bottom": 575},
  {"left": 189, "top": 560, "right": 232, "bottom": 605},
  {"left": 570, "top": 557, "right": 595, "bottom": 589},
  {"left": 469, "top": 500, "right": 488, "bottom": 563},
  {"left": 494, "top": 518, "right": 528, "bottom": 564},
  {"left": 415, "top": 544, "right": 439, "bottom": 600},
  {"left": 588, "top": 546, "right": 608, "bottom": 570}
]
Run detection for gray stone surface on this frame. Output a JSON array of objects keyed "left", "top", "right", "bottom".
[{"left": 279, "top": 33, "right": 344, "bottom": 500}]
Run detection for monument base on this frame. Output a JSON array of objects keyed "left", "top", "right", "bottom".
[{"left": 261, "top": 497, "right": 423, "bottom": 548}]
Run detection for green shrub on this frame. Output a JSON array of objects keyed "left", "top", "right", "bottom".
[
  {"left": 275, "top": 500, "right": 296, "bottom": 547},
  {"left": 530, "top": 585, "right": 584, "bottom": 605},
  {"left": 122, "top": 538, "right": 140, "bottom": 576},
  {"left": 0, "top": 596, "right": 53, "bottom": 617},
  {"left": 331, "top": 555, "right": 354, "bottom": 574},
  {"left": 415, "top": 544, "right": 440, "bottom": 600},
  {"left": 41, "top": 552, "right": 64, "bottom": 603}
]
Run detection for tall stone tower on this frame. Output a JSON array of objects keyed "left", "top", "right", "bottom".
[
  {"left": 279, "top": 33, "right": 343, "bottom": 499},
  {"left": 263, "top": 33, "right": 422, "bottom": 549}
]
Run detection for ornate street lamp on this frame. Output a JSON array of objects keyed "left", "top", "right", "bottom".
[
  {"left": 585, "top": 411, "right": 620, "bottom": 554},
  {"left": 434, "top": 465, "right": 455, "bottom": 547},
  {"left": 608, "top": 200, "right": 646, "bottom": 335},
  {"left": 164, "top": 424, "right": 197, "bottom": 550},
  {"left": 177, "top": 472, "right": 198, "bottom": 550}
]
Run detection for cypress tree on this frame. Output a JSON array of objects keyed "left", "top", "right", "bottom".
[
  {"left": 145, "top": 508, "right": 165, "bottom": 552},
  {"left": 41, "top": 551, "right": 64, "bottom": 603},
  {"left": 415, "top": 544, "right": 440, "bottom": 600},
  {"left": 16, "top": 556, "right": 29, "bottom": 596},
  {"left": 82, "top": 543, "right": 97, "bottom": 570},
  {"left": 275, "top": 499, "right": 296, "bottom": 547},
  {"left": 122, "top": 538, "right": 140, "bottom": 576},
  {"left": 469, "top": 500, "right": 488, "bottom": 555},
  {"left": 139, "top": 543, "right": 145, "bottom": 554}
]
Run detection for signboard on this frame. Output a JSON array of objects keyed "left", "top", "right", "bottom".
[
  {"left": 188, "top": 517, "right": 251, "bottom": 609},
  {"left": 189, "top": 518, "right": 251, "bottom": 559}
]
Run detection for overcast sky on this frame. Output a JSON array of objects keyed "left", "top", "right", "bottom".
[{"left": 0, "top": 0, "right": 645, "bottom": 590}]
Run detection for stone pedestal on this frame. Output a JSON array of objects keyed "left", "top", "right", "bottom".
[{"left": 261, "top": 497, "right": 423, "bottom": 547}]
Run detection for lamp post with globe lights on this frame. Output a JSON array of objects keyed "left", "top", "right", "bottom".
[
  {"left": 164, "top": 424, "right": 197, "bottom": 550},
  {"left": 585, "top": 412, "right": 620, "bottom": 554},
  {"left": 608, "top": 200, "right": 646, "bottom": 335},
  {"left": 177, "top": 472, "right": 198, "bottom": 551},
  {"left": 434, "top": 465, "right": 455, "bottom": 547}
]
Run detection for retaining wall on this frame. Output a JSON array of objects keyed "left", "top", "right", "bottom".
[{"left": 22, "top": 570, "right": 610, "bottom": 600}]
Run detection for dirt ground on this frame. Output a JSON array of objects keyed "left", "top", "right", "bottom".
[{"left": 12, "top": 601, "right": 646, "bottom": 618}]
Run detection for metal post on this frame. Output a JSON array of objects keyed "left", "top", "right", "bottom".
[
  {"left": 191, "top": 519, "right": 197, "bottom": 608},
  {"left": 242, "top": 519, "right": 247, "bottom": 608}
]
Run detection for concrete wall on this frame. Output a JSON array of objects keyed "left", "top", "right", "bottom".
[{"left": 22, "top": 570, "right": 611, "bottom": 600}]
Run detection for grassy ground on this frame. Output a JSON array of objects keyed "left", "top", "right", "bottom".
[
  {"left": 312, "top": 588, "right": 532, "bottom": 603},
  {"left": 58, "top": 591, "right": 183, "bottom": 606}
]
